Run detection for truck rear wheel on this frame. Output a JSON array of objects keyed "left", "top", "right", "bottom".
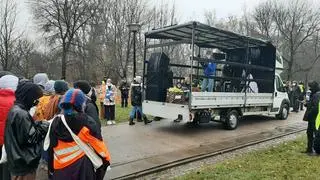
[
  {"left": 276, "top": 103, "right": 289, "bottom": 120},
  {"left": 224, "top": 110, "right": 239, "bottom": 130}
]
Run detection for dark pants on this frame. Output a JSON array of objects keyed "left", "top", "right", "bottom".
[
  {"left": 104, "top": 105, "right": 115, "bottom": 120},
  {"left": 0, "top": 145, "right": 10, "bottom": 180},
  {"left": 307, "top": 119, "right": 315, "bottom": 152},
  {"left": 299, "top": 99, "right": 304, "bottom": 110},
  {"left": 99, "top": 102, "right": 105, "bottom": 119},
  {"left": 292, "top": 97, "right": 299, "bottom": 112},
  {"left": 121, "top": 95, "right": 128, "bottom": 108}
]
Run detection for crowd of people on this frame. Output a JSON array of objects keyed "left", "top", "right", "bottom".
[
  {"left": 1, "top": 69, "right": 320, "bottom": 179},
  {"left": 97, "top": 76, "right": 152, "bottom": 126},
  {"left": 0, "top": 72, "right": 111, "bottom": 180},
  {"left": 285, "top": 81, "right": 306, "bottom": 112}
]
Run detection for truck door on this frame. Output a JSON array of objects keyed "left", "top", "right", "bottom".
[{"left": 273, "top": 74, "right": 288, "bottom": 110}]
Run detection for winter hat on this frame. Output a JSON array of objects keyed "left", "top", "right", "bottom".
[
  {"left": 59, "top": 89, "right": 86, "bottom": 115},
  {"left": 44, "top": 80, "right": 55, "bottom": 93},
  {"left": 308, "top": 81, "right": 319, "bottom": 93},
  {"left": 73, "top": 80, "right": 91, "bottom": 94},
  {"left": 0, "top": 75, "right": 19, "bottom": 91},
  {"left": 33, "top": 73, "right": 49, "bottom": 88},
  {"left": 54, "top": 80, "right": 69, "bottom": 94},
  {"left": 15, "top": 81, "right": 43, "bottom": 110}
]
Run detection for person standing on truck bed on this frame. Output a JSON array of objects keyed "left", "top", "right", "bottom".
[{"left": 201, "top": 51, "right": 216, "bottom": 92}]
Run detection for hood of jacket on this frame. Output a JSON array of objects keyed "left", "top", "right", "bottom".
[
  {"left": 308, "top": 81, "right": 320, "bottom": 94},
  {"left": 15, "top": 81, "right": 43, "bottom": 111},
  {"left": 0, "top": 75, "right": 19, "bottom": 91}
]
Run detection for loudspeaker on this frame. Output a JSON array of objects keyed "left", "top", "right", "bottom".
[
  {"left": 147, "top": 52, "right": 169, "bottom": 73},
  {"left": 146, "top": 52, "right": 171, "bottom": 102}
]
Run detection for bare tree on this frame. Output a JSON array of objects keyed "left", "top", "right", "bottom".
[
  {"left": 252, "top": 1, "right": 275, "bottom": 39},
  {"left": 14, "top": 39, "right": 35, "bottom": 78},
  {"left": 204, "top": 10, "right": 216, "bottom": 26},
  {"left": 0, "top": 0, "right": 18, "bottom": 71},
  {"left": 273, "top": 0, "right": 320, "bottom": 80},
  {"left": 293, "top": 31, "right": 320, "bottom": 81},
  {"left": 32, "top": 0, "right": 98, "bottom": 79}
]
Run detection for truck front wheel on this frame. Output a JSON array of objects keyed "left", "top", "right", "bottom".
[
  {"left": 276, "top": 103, "right": 289, "bottom": 120},
  {"left": 224, "top": 110, "right": 239, "bottom": 130}
]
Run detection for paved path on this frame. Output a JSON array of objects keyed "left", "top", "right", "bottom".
[
  {"left": 103, "top": 111, "right": 306, "bottom": 179},
  {"left": 36, "top": 111, "right": 306, "bottom": 180}
]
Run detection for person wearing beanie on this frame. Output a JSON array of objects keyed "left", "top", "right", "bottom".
[
  {"left": 44, "top": 80, "right": 69, "bottom": 120},
  {"left": 304, "top": 81, "right": 320, "bottom": 155},
  {"left": 129, "top": 76, "right": 152, "bottom": 125},
  {"left": 34, "top": 80, "right": 55, "bottom": 121},
  {"left": 33, "top": 73, "right": 49, "bottom": 89},
  {"left": 104, "top": 78, "right": 117, "bottom": 125},
  {"left": 0, "top": 75, "right": 19, "bottom": 180},
  {"left": 74, "top": 80, "right": 101, "bottom": 129},
  {"left": 4, "top": 81, "right": 49, "bottom": 180},
  {"left": 47, "top": 89, "right": 111, "bottom": 180}
]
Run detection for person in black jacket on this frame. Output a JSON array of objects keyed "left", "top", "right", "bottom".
[
  {"left": 4, "top": 81, "right": 49, "bottom": 179},
  {"left": 303, "top": 81, "right": 320, "bottom": 154},
  {"left": 74, "top": 80, "right": 101, "bottom": 131},
  {"left": 129, "top": 76, "right": 152, "bottom": 125},
  {"left": 119, "top": 80, "right": 129, "bottom": 108},
  {"left": 292, "top": 81, "right": 301, "bottom": 112}
]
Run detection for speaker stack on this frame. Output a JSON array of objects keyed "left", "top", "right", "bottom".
[{"left": 146, "top": 52, "right": 172, "bottom": 102}]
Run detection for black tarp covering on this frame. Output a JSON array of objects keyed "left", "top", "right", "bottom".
[{"left": 226, "top": 44, "right": 276, "bottom": 93}]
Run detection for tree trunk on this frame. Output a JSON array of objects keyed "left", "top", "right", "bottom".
[
  {"left": 61, "top": 46, "right": 67, "bottom": 80},
  {"left": 286, "top": 45, "right": 294, "bottom": 81}
]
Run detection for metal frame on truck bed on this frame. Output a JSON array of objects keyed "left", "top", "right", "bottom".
[{"left": 142, "top": 21, "right": 289, "bottom": 129}]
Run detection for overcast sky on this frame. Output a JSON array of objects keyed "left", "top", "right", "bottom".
[{"left": 15, "top": 0, "right": 263, "bottom": 41}]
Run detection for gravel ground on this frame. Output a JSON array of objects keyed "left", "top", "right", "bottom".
[{"left": 137, "top": 132, "right": 305, "bottom": 180}]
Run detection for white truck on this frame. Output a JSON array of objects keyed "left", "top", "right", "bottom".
[{"left": 142, "top": 22, "right": 289, "bottom": 130}]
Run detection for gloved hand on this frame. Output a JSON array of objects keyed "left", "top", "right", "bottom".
[{"left": 35, "top": 121, "right": 50, "bottom": 137}]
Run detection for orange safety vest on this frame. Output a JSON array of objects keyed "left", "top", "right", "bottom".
[
  {"left": 99, "top": 82, "right": 106, "bottom": 102},
  {"left": 53, "top": 127, "right": 111, "bottom": 170}
]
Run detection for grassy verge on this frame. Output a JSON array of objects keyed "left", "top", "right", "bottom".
[
  {"left": 96, "top": 97, "right": 132, "bottom": 125},
  {"left": 177, "top": 136, "right": 319, "bottom": 180},
  {"left": 99, "top": 104, "right": 132, "bottom": 125}
]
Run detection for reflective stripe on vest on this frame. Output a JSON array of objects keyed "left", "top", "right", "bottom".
[
  {"left": 54, "top": 148, "right": 83, "bottom": 163},
  {"left": 299, "top": 85, "right": 304, "bottom": 92},
  {"left": 53, "top": 141, "right": 85, "bottom": 170},
  {"left": 316, "top": 102, "right": 320, "bottom": 130},
  {"left": 55, "top": 145, "right": 80, "bottom": 156}
]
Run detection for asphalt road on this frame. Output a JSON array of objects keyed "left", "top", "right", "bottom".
[{"left": 36, "top": 110, "right": 306, "bottom": 180}]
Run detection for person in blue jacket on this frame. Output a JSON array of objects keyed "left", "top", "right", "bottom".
[{"left": 201, "top": 52, "right": 216, "bottom": 92}]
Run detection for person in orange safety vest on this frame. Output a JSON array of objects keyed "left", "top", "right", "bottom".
[{"left": 47, "top": 89, "right": 111, "bottom": 180}]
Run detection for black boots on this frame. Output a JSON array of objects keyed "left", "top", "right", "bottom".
[
  {"left": 129, "top": 116, "right": 152, "bottom": 125},
  {"left": 143, "top": 115, "right": 152, "bottom": 125},
  {"left": 129, "top": 118, "right": 135, "bottom": 125}
]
